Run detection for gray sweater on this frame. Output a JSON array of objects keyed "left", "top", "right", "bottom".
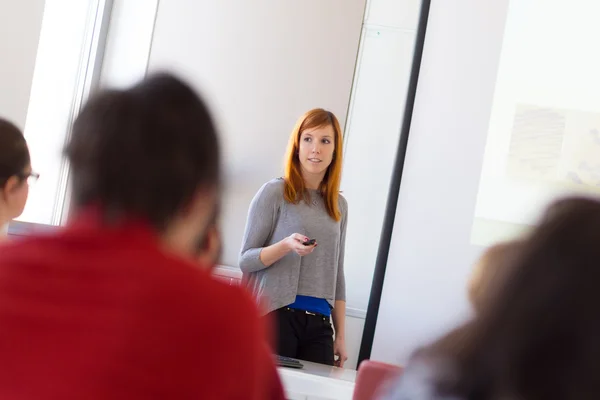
[{"left": 239, "top": 178, "right": 348, "bottom": 315}]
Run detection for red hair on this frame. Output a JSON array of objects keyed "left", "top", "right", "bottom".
[{"left": 283, "top": 108, "right": 344, "bottom": 221}]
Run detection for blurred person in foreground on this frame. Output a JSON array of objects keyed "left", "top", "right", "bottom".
[
  {"left": 374, "top": 240, "right": 523, "bottom": 398},
  {"left": 383, "top": 197, "right": 600, "bottom": 399},
  {"left": 468, "top": 240, "right": 523, "bottom": 314},
  {"left": 0, "top": 73, "right": 284, "bottom": 399},
  {"left": 409, "top": 240, "right": 524, "bottom": 363}
]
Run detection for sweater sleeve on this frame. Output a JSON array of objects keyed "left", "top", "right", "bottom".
[
  {"left": 239, "top": 181, "right": 282, "bottom": 273},
  {"left": 335, "top": 195, "right": 348, "bottom": 301}
]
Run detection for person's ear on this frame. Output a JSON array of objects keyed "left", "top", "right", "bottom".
[
  {"left": 1, "top": 176, "right": 21, "bottom": 200},
  {"left": 196, "top": 225, "right": 221, "bottom": 269}
]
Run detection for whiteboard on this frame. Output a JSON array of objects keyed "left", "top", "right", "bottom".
[
  {"left": 364, "top": 0, "right": 421, "bottom": 31},
  {"left": 341, "top": 26, "right": 417, "bottom": 313}
]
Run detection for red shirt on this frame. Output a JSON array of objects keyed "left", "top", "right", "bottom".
[{"left": 0, "top": 211, "right": 284, "bottom": 399}]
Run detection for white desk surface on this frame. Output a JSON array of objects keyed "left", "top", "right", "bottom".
[{"left": 278, "top": 360, "right": 356, "bottom": 400}]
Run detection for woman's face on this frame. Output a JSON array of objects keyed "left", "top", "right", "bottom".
[
  {"left": 1, "top": 166, "right": 32, "bottom": 220},
  {"left": 298, "top": 124, "right": 335, "bottom": 180}
]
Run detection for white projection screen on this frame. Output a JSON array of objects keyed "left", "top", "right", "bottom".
[{"left": 471, "top": 0, "right": 600, "bottom": 245}]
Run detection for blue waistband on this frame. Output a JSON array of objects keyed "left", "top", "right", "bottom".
[{"left": 287, "top": 295, "right": 331, "bottom": 317}]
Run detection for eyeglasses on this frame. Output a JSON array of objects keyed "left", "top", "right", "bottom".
[{"left": 17, "top": 171, "right": 40, "bottom": 185}]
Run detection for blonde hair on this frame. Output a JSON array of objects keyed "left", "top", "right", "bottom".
[{"left": 283, "top": 108, "right": 344, "bottom": 221}]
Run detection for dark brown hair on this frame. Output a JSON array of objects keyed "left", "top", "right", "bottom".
[
  {"left": 468, "top": 240, "right": 523, "bottom": 312},
  {"left": 65, "top": 72, "right": 220, "bottom": 231},
  {"left": 435, "top": 197, "right": 600, "bottom": 399},
  {"left": 0, "top": 118, "right": 30, "bottom": 188}
]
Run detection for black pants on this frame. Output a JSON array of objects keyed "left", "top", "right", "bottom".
[{"left": 270, "top": 307, "right": 334, "bottom": 366}]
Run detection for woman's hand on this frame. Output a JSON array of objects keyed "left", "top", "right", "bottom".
[
  {"left": 333, "top": 337, "right": 348, "bottom": 368},
  {"left": 258, "top": 233, "right": 314, "bottom": 267},
  {"left": 285, "top": 233, "right": 316, "bottom": 256}
]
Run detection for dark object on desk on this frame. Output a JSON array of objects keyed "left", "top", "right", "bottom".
[{"left": 276, "top": 355, "right": 304, "bottom": 369}]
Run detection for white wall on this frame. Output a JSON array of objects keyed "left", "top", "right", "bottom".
[
  {"left": 371, "top": 0, "right": 510, "bottom": 364},
  {"left": 146, "top": 0, "right": 366, "bottom": 270},
  {"left": 0, "top": 0, "right": 45, "bottom": 127}
]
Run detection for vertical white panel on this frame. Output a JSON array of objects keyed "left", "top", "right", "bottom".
[
  {"left": 364, "top": 0, "right": 422, "bottom": 30},
  {"left": 371, "top": 0, "right": 510, "bottom": 364},
  {"left": 341, "top": 27, "right": 416, "bottom": 312}
]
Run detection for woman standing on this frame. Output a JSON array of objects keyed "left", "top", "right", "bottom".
[
  {"left": 240, "top": 108, "right": 348, "bottom": 367},
  {"left": 0, "top": 118, "right": 37, "bottom": 237}
]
